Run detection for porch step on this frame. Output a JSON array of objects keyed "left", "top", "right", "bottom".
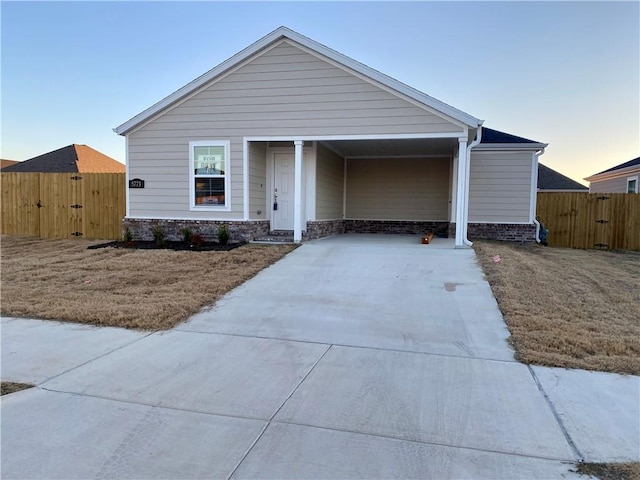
[
  {"left": 253, "top": 230, "right": 293, "bottom": 243},
  {"left": 252, "top": 236, "right": 295, "bottom": 244},
  {"left": 252, "top": 230, "right": 297, "bottom": 244}
]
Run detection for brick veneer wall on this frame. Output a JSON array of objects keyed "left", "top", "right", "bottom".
[
  {"left": 305, "top": 220, "right": 346, "bottom": 239},
  {"left": 448, "top": 222, "right": 536, "bottom": 242},
  {"left": 122, "top": 218, "right": 270, "bottom": 242},
  {"left": 344, "top": 220, "right": 449, "bottom": 236}
]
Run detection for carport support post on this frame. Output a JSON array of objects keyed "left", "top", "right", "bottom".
[
  {"left": 455, "top": 138, "right": 468, "bottom": 248},
  {"left": 293, "top": 140, "right": 303, "bottom": 243}
]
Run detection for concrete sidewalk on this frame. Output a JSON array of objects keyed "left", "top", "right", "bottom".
[{"left": 2, "top": 235, "right": 638, "bottom": 479}]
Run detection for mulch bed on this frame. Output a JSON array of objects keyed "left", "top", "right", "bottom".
[{"left": 88, "top": 240, "right": 247, "bottom": 252}]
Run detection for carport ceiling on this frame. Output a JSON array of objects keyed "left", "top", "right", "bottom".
[{"left": 321, "top": 138, "right": 457, "bottom": 158}]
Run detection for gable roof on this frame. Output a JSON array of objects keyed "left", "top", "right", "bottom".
[
  {"left": 1, "top": 145, "right": 125, "bottom": 173},
  {"left": 480, "top": 127, "right": 541, "bottom": 144},
  {"left": 592, "top": 156, "right": 640, "bottom": 176},
  {"left": 538, "top": 164, "right": 588, "bottom": 191},
  {"left": 114, "top": 26, "right": 483, "bottom": 135},
  {"left": 1, "top": 159, "right": 19, "bottom": 170}
]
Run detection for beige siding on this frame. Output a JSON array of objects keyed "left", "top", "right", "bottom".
[
  {"left": 127, "top": 41, "right": 463, "bottom": 218},
  {"left": 346, "top": 157, "right": 450, "bottom": 220},
  {"left": 127, "top": 136, "right": 244, "bottom": 219},
  {"left": 589, "top": 174, "right": 638, "bottom": 193},
  {"left": 248, "top": 142, "right": 267, "bottom": 219},
  {"left": 316, "top": 143, "right": 344, "bottom": 220},
  {"left": 468, "top": 151, "right": 533, "bottom": 223}
]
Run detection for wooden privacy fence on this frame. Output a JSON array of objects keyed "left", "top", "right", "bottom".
[
  {"left": 1, "top": 172, "right": 125, "bottom": 240},
  {"left": 536, "top": 192, "right": 640, "bottom": 250}
]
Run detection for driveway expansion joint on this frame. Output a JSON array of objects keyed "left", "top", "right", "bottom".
[
  {"left": 37, "top": 331, "right": 156, "bottom": 385},
  {"left": 527, "top": 365, "right": 584, "bottom": 461},
  {"left": 227, "top": 344, "right": 333, "bottom": 479},
  {"left": 37, "top": 387, "right": 270, "bottom": 423},
  {"left": 269, "top": 420, "right": 578, "bottom": 463},
  {"left": 174, "top": 328, "right": 519, "bottom": 364}
]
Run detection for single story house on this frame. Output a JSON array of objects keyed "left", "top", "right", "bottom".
[
  {"left": 114, "top": 26, "right": 547, "bottom": 246},
  {"left": 585, "top": 156, "right": 640, "bottom": 193},
  {"left": 1, "top": 145, "right": 125, "bottom": 173},
  {"left": 537, "top": 164, "right": 588, "bottom": 192}
]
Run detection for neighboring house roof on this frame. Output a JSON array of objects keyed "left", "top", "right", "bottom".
[
  {"left": 1, "top": 159, "right": 19, "bottom": 169},
  {"left": 1, "top": 145, "right": 124, "bottom": 173},
  {"left": 588, "top": 156, "right": 640, "bottom": 177},
  {"left": 114, "top": 26, "right": 483, "bottom": 135},
  {"left": 537, "top": 164, "right": 588, "bottom": 191}
]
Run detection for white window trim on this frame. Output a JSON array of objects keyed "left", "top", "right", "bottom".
[
  {"left": 189, "top": 140, "right": 231, "bottom": 211},
  {"left": 627, "top": 175, "right": 639, "bottom": 193}
]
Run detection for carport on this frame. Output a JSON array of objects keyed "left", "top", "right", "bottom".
[{"left": 246, "top": 132, "right": 480, "bottom": 246}]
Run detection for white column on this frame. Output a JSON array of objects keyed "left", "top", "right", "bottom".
[
  {"left": 455, "top": 138, "right": 468, "bottom": 248},
  {"left": 293, "top": 140, "right": 303, "bottom": 243}
]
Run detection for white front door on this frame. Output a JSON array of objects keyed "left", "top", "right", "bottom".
[{"left": 273, "top": 152, "right": 295, "bottom": 230}]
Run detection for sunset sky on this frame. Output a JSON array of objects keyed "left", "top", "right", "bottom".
[{"left": 2, "top": 1, "right": 638, "bottom": 184}]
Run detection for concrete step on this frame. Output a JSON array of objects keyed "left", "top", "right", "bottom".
[{"left": 252, "top": 235, "right": 295, "bottom": 244}]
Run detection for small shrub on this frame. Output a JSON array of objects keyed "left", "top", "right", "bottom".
[
  {"left": 123, "top": 226, "right": 133, "bottom": 242},
  {"left": 217, "top": 224, "right": 230, "bottom": 245},
  {"left": 189, "top": 233, "right": 205, "bottom": 247},
  {"left": 153, "top": 224, "right": 165, "bottom": 247},
  {"left": 181, "top": 227, "right": 193, "bottom": 244}
]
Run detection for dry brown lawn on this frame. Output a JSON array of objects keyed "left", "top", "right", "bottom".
[
  {"left": 474, "top": 241, "right": 640, "bottom": 375},
  {"left": 1, "top": 236, "right": 295, "bottom": 330},
  {"left": 1, "top": 382, "right": 34, "bottom": 395},
  {"left": 576, "top": 462, "right": 640, "bottom": 480}
]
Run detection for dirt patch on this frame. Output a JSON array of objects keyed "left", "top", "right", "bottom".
[
  {"left": 1, "top": 382, "right": 34, "bottom": 395},
  {"left": 575, "top": 462, "right": 640, "bottom": 480},
  {"left": 473, "top": 241, "right": 640, "bottom": 375},
  {"left": 0, "top": 236, "right": 296, "bottom": 330}
]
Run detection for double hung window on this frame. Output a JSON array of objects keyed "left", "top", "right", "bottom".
[{"left": 190, "top": 140, "right": 230, "bottom": 210}]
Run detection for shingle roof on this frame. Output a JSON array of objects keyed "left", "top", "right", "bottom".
[
  {"left": 480, "top": 127, "right": 541, "bottom": 144},
  {"left": 0, "top": 159, "right": 19, "bottom": 170},
  {"left": 538, "top": 164, "right": 588, "bottom": 191},
  {"left": 593, "top": 156, "right": 640, "bottom": 175},
  {"left": 1, "top": 145, "right": 124, "bottom": 173}
]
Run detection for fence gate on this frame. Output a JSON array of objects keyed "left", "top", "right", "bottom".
[
  {"left": 537, "top": 192, "right": 640, "bottom": 250},
  {"left": 1, "top": 172, "right": 125, "bottom": 240}
]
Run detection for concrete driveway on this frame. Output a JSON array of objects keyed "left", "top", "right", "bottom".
[{"left": 2, "top": 235, "right": 637, "bottom": 479}]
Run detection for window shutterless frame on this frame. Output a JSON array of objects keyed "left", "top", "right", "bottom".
[
  {"left": 627, "top": 176, "right": 638, "bottom": 194},
  {"left": 189, "top": 140, "right": 231, "bottom": 211}
]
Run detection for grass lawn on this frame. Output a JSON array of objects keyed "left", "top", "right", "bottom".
[
  {"left": 0, "top": 236, "right": 295, "bottom": 330},
  {"left": 473, "top": 241, "right": 640, "bottom": 376},
  {"left": 1, "top": 382, "right": 34, "bottom": 395}
]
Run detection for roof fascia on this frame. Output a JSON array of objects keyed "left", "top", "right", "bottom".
[
  {"left": 114, "top": 26, "right": 482, "bottom": 135},
  {"left": 473, "top": 142, "right": 548, "bottom": 151},
  {"left": 584, "top": 164, "right": 640, "bottom": 182}
]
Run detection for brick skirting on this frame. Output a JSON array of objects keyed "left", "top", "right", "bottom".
[
  {"left": 305, "top": 220, "right": 346, "bottom": 239},
  {"left": 344, "top": 220, "right": 449, "bottom": 236},
  {"left": 122, "top": 218, "right": 270, "bottom": 242},
  {"left": 449, "top": 222, "right": 536, "bottom": 242}
]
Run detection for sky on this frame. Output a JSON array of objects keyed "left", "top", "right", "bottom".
[{"left": 2, "top": 1, "right": 638, "bottom": 185}]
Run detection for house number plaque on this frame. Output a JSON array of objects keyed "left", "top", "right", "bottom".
[{"left": 129, "top": 178, "right": 145, "bottom": 188}]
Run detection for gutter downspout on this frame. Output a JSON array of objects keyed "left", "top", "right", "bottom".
[
  {"left": 533, "top": 147, "right": 546, "bottom": 243},
  {"left": 462, "top": 125, "right": 483, "bottom": 247}
]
